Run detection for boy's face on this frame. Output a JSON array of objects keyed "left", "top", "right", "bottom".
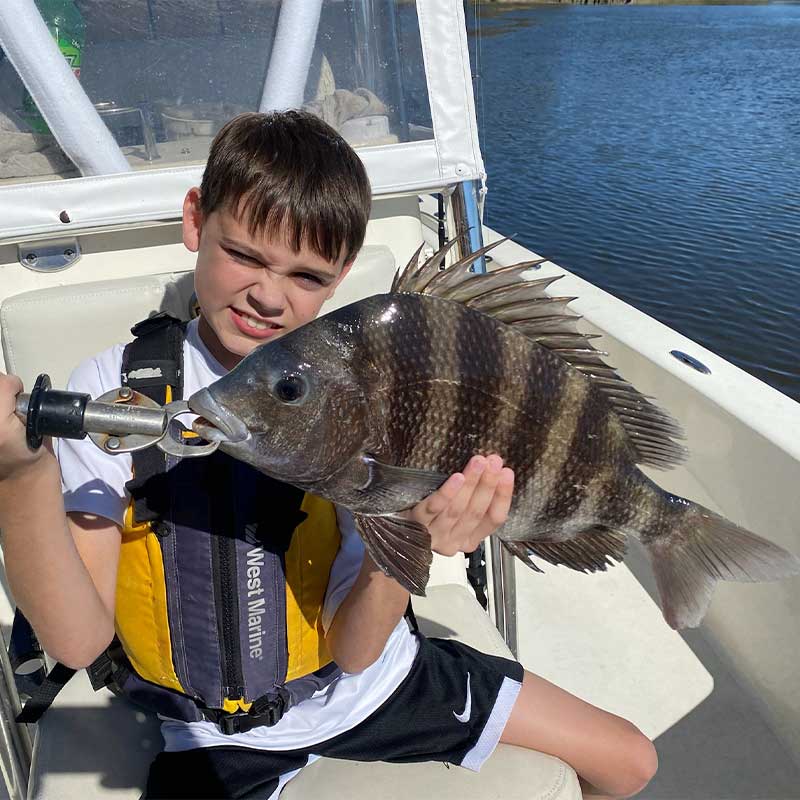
[{"left": 183, "top": 188, "right": 354, "bottom": 370}]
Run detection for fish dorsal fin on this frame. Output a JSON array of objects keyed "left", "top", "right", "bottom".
[
  {"left": 393, "top": 243, "right": 688, "bottom": 470},
  {"left": 504, "top": 527, "right": 628, "bottom": 574}
]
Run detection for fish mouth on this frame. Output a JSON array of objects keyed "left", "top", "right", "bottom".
[{"left": 187, "top": 388, "right": 251, "bottom": 444}]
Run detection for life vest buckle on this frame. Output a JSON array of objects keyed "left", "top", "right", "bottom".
[
  {"left": 219, "top": 709, "right": 249, "bottom": 736},
  {"left": 216, "top": 692, "right": 287, "bottom": 735}
]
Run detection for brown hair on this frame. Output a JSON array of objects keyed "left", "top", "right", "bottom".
[{"left": 200, "top": 111, "right": 372, "bottom": 264}]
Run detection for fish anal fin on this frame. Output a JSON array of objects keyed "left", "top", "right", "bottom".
[
  {"left": 352, "top": 512, "right": 433, "bottom": 595},
  {"left": 505, "top": 527, "right": 628, "bottom": 575}
]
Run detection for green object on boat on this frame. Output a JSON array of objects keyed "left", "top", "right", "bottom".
[{"left": 21, "top": 0, "right": 85, "bottom": 134}]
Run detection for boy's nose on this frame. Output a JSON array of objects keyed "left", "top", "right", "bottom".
[{"left": 247, "top": 279, "right": 285, "bottom": 318}]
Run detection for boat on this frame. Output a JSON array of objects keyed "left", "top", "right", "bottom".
[{"left": 0, "top": 1, "right": 798, "bottom": 798}]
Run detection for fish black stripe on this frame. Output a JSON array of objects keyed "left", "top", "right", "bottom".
[
  {"left": 539, "top": 376, "right": 606, "bottom": 523},
  {"left": 386, "top": 295, "right": 434, "bottom": 465},
  {"left": 476, "top": 327, "right": 572, "bottom": 530},
  {"left": 635, "top": 479, "right": 673, "bottom": 544},
  {"left": 441, "top": 306, "right": 507, "bottom": 470},
  {"left": 521, "top": 353, "right": 588, "bottom": 523},
  {"left": 600, "top": 463, "right": 647, "bottom": 535},
  {"left": 573, "top": 464, "right": 615, "bottom": 530},
  {"left": 451, "top": 308, "right": 484, "bottom": 462},
  {"left": 494, "top": 329, "right": 550, "bottom": 509}
]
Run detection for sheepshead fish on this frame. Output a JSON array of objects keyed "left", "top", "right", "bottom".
[{"left": 189, "top": 241, "right": 800, "bottom": 629}]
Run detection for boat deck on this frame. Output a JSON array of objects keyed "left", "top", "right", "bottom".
[{"left": 625, "top": 546, "right": 800, "bottom": 799}]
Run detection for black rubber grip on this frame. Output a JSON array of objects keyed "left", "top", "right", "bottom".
[{"left": 26, "top": 373, "right": 90, "bottom": 449}]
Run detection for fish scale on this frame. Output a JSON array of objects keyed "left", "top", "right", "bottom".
[{"left": 190, "top": 242, "right": 800, "bottom": 630}]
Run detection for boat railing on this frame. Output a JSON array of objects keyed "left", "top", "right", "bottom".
[{"left": 0, "top": 620, "right": 32, "bottom": 800}]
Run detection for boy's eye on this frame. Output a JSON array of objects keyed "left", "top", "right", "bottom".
[
  {"left": 295, "top": 272, "right": 324, "bottom": 286},
  {"left": 224, "top": 247, "right": 257, "bottom": 264}
]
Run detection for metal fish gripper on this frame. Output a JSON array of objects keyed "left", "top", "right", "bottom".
[{"left": 15, "top": 373, "right": 219, "bottom": 458}]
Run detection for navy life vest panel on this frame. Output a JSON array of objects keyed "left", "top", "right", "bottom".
[{"left": 113, "top": 315, "right": 344, "bottom": 727}]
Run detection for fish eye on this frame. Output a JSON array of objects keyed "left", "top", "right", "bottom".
[{"left": 274, "top": 374, "right": 306, "bottom": 404}]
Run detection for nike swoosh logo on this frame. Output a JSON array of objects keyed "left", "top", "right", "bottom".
[{"left": 453, "top": 672, "right": 472, "bottom": 723}]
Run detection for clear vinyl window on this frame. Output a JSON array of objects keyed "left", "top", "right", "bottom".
[{"left": 0, "top": 0, "right": 432, "bottom": 185}]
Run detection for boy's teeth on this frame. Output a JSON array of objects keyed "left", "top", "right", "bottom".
[{"left": 245, "top": 315, "right": 268, "bottom": 330}]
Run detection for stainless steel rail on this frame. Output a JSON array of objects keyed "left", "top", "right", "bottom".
[{"left": 0, "top": 628, "right": 32, "bottom": 800}]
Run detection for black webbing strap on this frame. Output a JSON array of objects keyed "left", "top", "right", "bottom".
[
  {"left": 16, "top": 314, "right": 187, "bottom": 725},
  {"left": 16, "top": 663, "right": 77, "bottom": 723},
  {"left": 466, "top": 545, "right": 488, "bottom": 610},
  {"left": 404, "top": 599, "right": 420, "bottom": 634},
  {"left": 15, "top": 645, "right": 122, "bottom": 724},
  {"left": 121, "top": 312, "right": 185, "bottom": 404},
  {"left": 123, "top": 313, "right": 186, "bottom": 526},
  {"left": 7, "top": 610, "right": 47, "bottom": 697},
  {"left": 86, "top": 643, "right": 119, "bottom": 691}
]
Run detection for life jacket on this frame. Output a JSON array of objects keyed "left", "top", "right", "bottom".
[{"left": 15, "top": 314, "right": 344, "bottom": 735}]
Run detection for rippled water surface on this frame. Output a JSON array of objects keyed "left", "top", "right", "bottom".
[{"left": 469, "top": 4, "right": 800, "bottom": 402}]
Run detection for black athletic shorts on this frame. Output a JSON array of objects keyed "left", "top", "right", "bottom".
[{"left": 144, "top": 634, "right": 524, "bottom": 800}]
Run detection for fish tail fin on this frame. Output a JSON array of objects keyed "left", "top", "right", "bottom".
[{"left": 643, "top": 497, "right": 800, "bottom": 629}]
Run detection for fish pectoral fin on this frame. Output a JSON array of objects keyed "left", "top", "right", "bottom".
[
  {"left": 505, "top": 527, "right": 628, "bottom": 574},
  {"left": 361, "top": 455, "right": 449, "bottom": 506},
  {"left": 352, "top": 512, "right": 433, "bottom": 596}
]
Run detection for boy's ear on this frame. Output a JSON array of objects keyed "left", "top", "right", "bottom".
[{"left": 182, "top": 187, "right": 203, "bottom": 253}]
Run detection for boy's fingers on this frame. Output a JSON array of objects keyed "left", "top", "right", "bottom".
[
  {"left": 467, "top": 467, "right": 515, "bottom": 547},
  {"left": 416, "top": 472, "right": 466, "bottom": 521},
  {"left": 417, "top": 455, "right": 486, "bottom": 520},
  {"left": 413, "top": 457, "right": 514, "bottom": 546},
  {"left": 433, "top": 456, "right": 489, "bottom": 524},
  {"left": 0, "top": 374, "right": 23, "bottom": 416},
  {"left": 459, "top": 455, "right": 505, "bottom": 528}
]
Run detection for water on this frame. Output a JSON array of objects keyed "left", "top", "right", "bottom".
[{"left": 469, "top": 4, "right": 800, "bottom": 402}]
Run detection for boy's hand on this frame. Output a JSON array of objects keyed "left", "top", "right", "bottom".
[
  {"left": 406, "top": 455, "right": 514, "bottom": 556},
  {"left": 0, "top": 373, "right": 48, "bottom": 481}
]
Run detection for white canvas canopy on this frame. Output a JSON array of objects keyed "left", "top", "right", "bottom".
[{"left": 0, "top": 0, "right": 483, "bottom": 241}]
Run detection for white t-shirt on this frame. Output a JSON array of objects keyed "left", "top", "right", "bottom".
[{"left": 55, "top": 318, "right": 418, "bottom": 753}]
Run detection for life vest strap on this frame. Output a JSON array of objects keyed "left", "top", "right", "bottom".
[
  {"left": 16, "top": 662, "right": 77, "bottom": 724},
  {"left": 122, "top": 313, "right": 186, "bottom": 525},
  {"left": 404, "top": 599, "right": 420, "bottom": 634},
  {"left": 122, "top": 312, "right": 185, "bottom": 402}
]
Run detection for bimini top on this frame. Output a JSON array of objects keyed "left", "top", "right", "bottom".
[{"left": 0, "top": 0, "right": 483, "bottom": 241}]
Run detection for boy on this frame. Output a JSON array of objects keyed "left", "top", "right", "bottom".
[{"left": 0, "top": 111, "right": 656, "bottom": 799}]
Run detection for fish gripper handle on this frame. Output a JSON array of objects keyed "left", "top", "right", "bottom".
[{"left": 25, "top": 373, "right": 90, "bottom": 449}]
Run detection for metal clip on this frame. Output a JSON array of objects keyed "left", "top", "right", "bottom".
[
  {"left": 85, "top": 390, "right": 218, "bottom": 458},
  {"left": 156, "top": 401, "right": 220, "bottom": 458},
  {"left": 86, "top": 387, "right": 166, "bottom": 454}
]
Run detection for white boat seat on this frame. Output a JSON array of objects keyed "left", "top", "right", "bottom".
[
  {"left": 26, "top": 585, "right": 580, "bottom": 800},
  {"left": 0, "top": 244, "right": 396, "bottom": 392}
]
